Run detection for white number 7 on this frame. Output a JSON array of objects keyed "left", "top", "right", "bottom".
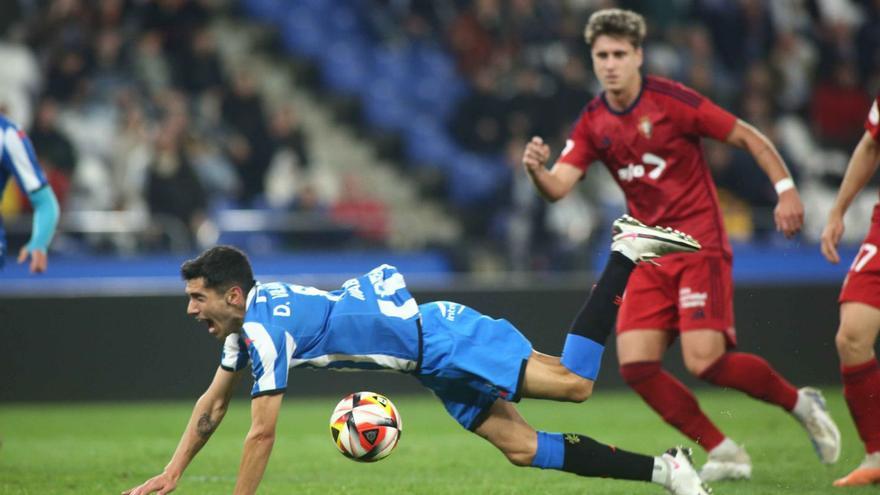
[
  {"left": 644, "top": 153, "right": 666, "bottom": 179},
  {"left": 851, "top": 243, "right": 878, "bottom": 272}
]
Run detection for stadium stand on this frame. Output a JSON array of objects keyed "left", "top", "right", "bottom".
[{"left": 0, "top": 0, "right": 878, "bottom": 276}]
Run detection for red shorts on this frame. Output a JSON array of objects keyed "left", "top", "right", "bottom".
[
  {"left": 839, "top": 208, "right": 880, "bottom": 309},
  {"left": 617, "top": 252, "right": 737, "bottom": 347}
]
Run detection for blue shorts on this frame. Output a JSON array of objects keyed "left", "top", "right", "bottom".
[{"left": 416, "top": 302, "right": 533, "bottom": 430}]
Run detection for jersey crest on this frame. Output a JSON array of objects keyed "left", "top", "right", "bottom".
[{"left": 638, "top": 116, "right": 653, "bottom": 139}]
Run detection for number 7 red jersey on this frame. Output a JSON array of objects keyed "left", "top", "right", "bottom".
[{"left": 559, "top": 75, "right": 738, "bottom": 257}]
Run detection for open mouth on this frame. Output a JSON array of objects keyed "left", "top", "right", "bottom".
[{"left": 198, "top": 317, "right": 216, "bottom": 334}]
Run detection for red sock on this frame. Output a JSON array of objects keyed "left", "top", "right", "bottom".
[
  {"left": 620, "top": 361, "right": 725, "bottom": 451},
  {"left": 842, "top": 359, "right": 880, "bottom": 453},
  {"left": 699, "top": 352, "right": 798, "bottom": 411}
]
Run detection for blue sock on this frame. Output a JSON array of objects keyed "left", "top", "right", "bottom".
[
  {"left": 531, "top": 431, "right": 564, "bottom": 470},
  {"left": 560, "top": 334, "right": 604, "bottom": 380}
]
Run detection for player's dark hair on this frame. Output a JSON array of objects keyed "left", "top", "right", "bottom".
[
  {"left": 181, "top": 245, "right": 255, "bottom": 294},
  {"left": 584, "top": 8, "right": 646, "bottom": 47}
]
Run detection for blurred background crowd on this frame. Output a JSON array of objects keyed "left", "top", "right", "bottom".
[{"left": 1, "top": 0, "right": 878, "bottom": 274}]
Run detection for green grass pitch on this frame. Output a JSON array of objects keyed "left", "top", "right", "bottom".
[{"left": 0, "top": 388, "right": 870, "bottom": 494}]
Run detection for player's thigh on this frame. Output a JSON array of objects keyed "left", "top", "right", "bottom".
[
  {"left": 677, "top": 254, "right": 737, "bottom": 346},
  {"left": 473, "top": 399, "right": 537, "bottom": 465},
  {"left": 618, "top": 264, "right": 679, "bottom": 335},
  {"left": 520, "top": 351, "right": 592, "bottom": 402},
  {"left": 837, "top": 302, "right": 880, "bottom": 365},
  {"left": 680, "top": 329, "right": 727, "bottom": 375},
  {"left": 616, "top": 330, "right": 671, "bottom": 364}
]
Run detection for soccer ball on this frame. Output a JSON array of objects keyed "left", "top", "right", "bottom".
[{"left": 329, "top": 391, "right": 402, "bottom": 462}]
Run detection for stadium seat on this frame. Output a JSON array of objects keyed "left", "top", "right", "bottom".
[
  {"left": 403, "top": 118, "right": 459, "bottom": 168},
  {"left": 320, "top": 42, "right": 371, "bottom": 96},
  {"left": 446, "top": 153, "right": 510, "bottom": 207},
  {"left": 241, "top": 0, "right": 285, "bottom": 22},
  {"left": 280, "top": 9, "right": 327, "bottom": 58},
  {"left": 362, "top": 80, "right": 416, "bottom": 132}
]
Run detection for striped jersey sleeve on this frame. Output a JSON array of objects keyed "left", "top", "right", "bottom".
[
  {"left": 242, "top": 320, "right": 293, "bottom": 397},
  {"left": 220, "top": 333, "right": 249, "bottom": 372},
  {"left": 0, "top": 116, "right": 48, "bottom": 194}
]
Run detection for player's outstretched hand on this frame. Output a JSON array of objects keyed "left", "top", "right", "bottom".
[
  {"left": 522, "top": 136, "right": 550, "bottom": 174},
  {"left": 774, "top": 188, "right": 804, "bottom": 238},
  {"left": 17, "top": 246, "right": 47, "bottom": 273},
  {"left": 821, "top": 211, "right": 845, "bottom": 264},
  {"left": 122, "top": 472, "right": 177, "bottom": 495}
]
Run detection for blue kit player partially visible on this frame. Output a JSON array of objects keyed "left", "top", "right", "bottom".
[
  {"left": 124, "top": 216, "right": 712, "bottom": 495},
  {"left": 0, "top": 114, "right": 60, "bottom": 273}
]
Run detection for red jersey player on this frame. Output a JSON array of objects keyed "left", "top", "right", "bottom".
[
  {"left": 522, "top": 8, "right": 841, "bottom": 481},
  {"left": 821, "top": 94, "right": 880, "bottom": 487}
]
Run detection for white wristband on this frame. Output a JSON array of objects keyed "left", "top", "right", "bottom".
[{"left": 774, "top": 177, "right": 795, "bottom": 195}]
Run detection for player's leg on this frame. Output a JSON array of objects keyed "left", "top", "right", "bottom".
[
  {"left": 560, "top": 215, "right": 700, "bottom": 382},
  {"left": 617, "top": 328, "right": 729, "bottom": 454},
  {"left": 681, "top": 256, "right": 840, "bottom": 466},
  {"left": 833, "top": 301, "right": 880, "bottom": 487},
  {"left": 472, "top": 399, "right": 710, "bottom": 494},
  {"left": 519, "top": 350, "right": 593, "bottom": 402},
  {"left": 684, "top": 329, "right": 800, "bottom": 412}
]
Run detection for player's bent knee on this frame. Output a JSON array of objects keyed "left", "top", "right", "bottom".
[
  {"left": 566, "top": 377, "right": 593, "bottom": 403},
  {"left": 502, "top": 448, "right": 535, "bottom": 467},
  {"left": 684, "top": 356, "right": 714, "bottom": 376},
  {"left": 835, "top": 327, "right": 872, "bottom": 361}
]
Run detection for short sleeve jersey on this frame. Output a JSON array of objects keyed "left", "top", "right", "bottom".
[
  {"left": 0, "top": 115, "right": 47, "bottom": 197},
  {"left": 0, "top": 115, "right": 48, "bottom": 240},
  {"left": 867, "top": 95, "right": 880, "bottom": 143},
  {"left": 220, "top": 265, "right": 421, "bottom": 397},
  {"left": 560, "top": 76, "right": 737, "bottom": 257}
]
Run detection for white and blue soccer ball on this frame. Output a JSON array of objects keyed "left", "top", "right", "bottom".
[{"left": 329, "top": 391, "right": 402, "bottom": 462}]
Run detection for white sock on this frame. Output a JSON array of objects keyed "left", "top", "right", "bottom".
[
  {"left": 708, "top": 437, "right": 739, "bottom": 457},
  {"left": 651, "top": 456, "right": 671, "bottom": 485},
  {"left": 792, "top": 389, "right": 812, "bottom": 420}
]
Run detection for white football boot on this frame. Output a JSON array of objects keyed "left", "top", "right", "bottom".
[
  {"left": 793, "top": 387, "right": 841, "bottom": 464},
  {"left": 611, "top": 215, "right": 701, "bottom": 264},
  {"left": 700, "top": 440, "right": 752, "bottom": 482},
  {"left": 661, "top": 446, "right": 712, "bottom": 495}
]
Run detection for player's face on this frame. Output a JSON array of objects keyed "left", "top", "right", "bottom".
[
  {"left": 590, "top": 35, "right": 643, "bottom": 93},
  {"left": 185, "top": 278, "right": 241, "bottom": 341}
]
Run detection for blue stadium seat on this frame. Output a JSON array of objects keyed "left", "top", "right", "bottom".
[
  {"left": 320, "top": 42, "right": 371, "bottom": 96},
  {"left": 362, "top": 80, "right": 416, "bottom": 131},
  {"left": 371, "top": 46, "right": 413, "bottom": 85},
  {"left": 446, "top": 153, "right": 511, "bottom": 206},
  {"left": 241, "top": 0, "right": 285, "bottom": 22},
  {"left": 280, "top": 8, "right": 327, "bottom": 58},
  {"left": 403, "top": 118, "right": 459, "bottom": 167}
]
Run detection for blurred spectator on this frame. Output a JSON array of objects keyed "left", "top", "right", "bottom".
[
  {"left": 133, "top": 31, "right": 171, "bottom": 96},
  {"left": 269, "top": 104, "right": 310, "bottom": 171},
  {"left": 450, "top": 67, "right": 507, "bottom": 153},
  {"left": 810, "top": 60, "right": 873, "bottom": 149},
  {"left": 145, "top": 114, "right": 207, "bottom": 249},
  {"left": 498, "top": 137, "right": 550, "bottom": 271},
  {"left": 28, "top": 98, "right": 75, "bottom": 207},
  {"left": 330, "top": 173, "right": 389, "bottom": 245},
  {"left": 173, "top": 26, "right": 225, "bottom": 96}
]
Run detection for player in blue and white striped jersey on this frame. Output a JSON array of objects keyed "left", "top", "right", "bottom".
[
  {"left": 0, "top": 114, "right": 60, "bottom": 272},
  {"left": 124, "top": 220, "right": 710, "bottom": 495}
]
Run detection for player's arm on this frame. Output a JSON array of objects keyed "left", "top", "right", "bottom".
[
  {"left": 17, "top": 185, "right": 59, "bottom": 273},
  {"left": 724, "top": 120, "right": 804, "bottom": 238},
  {"left": 233, "top": 392, "right": 284, "bottom": 495},
  {"left": 821, "top": 131, "right": 880, "bottom": 263},
  {"left": 122, "top": 366, "right": 243, "bottom": 495},
  {"left": 2, "top": 125, "right": 60, "bottom": 273},
  {"left": 522, "top": 136, "right": 583, "bottom": 202}
]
